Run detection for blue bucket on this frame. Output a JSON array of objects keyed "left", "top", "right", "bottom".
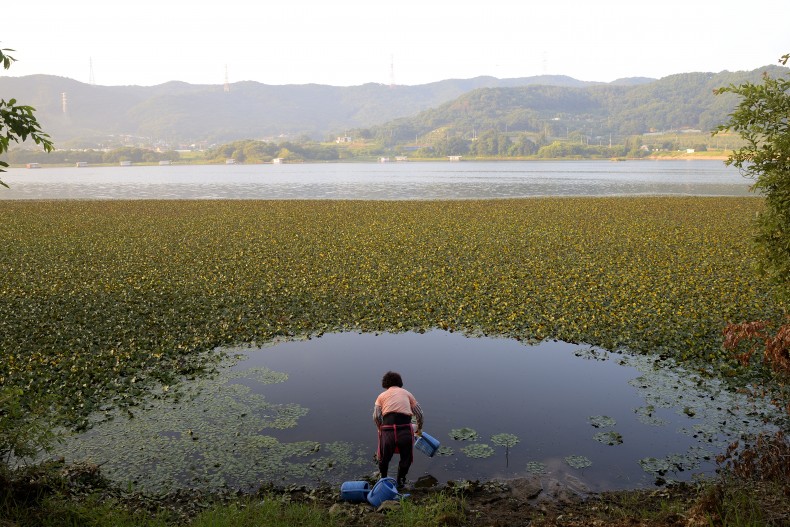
[
  {"left": 414, "top": 432, "right": 440, "bottom": 457},
  {"left": 340, "top": 480, "right": 370, "bottom": 503},
  {"left": 367, "top": 477, "right": 398, "bottom": 507}
]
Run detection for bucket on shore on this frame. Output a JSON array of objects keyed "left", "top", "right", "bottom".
[
  {"left": 414, "top": 432, "right": 440, "bottom": 457},
  {"left": 366, "top": 477, "right": 399, "bottom": 507},
  {"left": 340, "top": 480, "right": 370, "bottom": 503}
]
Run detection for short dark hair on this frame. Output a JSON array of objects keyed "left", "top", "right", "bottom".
[{"left": 382, "top": 371, "right": 403, "bottom": 389}]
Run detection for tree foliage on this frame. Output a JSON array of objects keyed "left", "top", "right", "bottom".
[
  {"left": 717, "top": 55, "right": 790, "bottom": 420},
  {"left": 0, "top": 47, "right": 53, "bottom": 187},
  {"left": 715, "top": 55, "right": 790, "bottom": 298},
  {"left": 204, "top": 140, "right": 340, "bottom": 163}
]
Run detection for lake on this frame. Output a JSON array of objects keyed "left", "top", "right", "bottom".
[
  {"left": 19, "top": 160, "right": 773, "bottom": 495},
  {"left": 1, "top": 160, "right": 751, "bottom": 200}
]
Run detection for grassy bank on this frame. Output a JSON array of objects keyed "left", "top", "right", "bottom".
[{"left": 2, "top": 460, "right": 788, "bottom": 526}]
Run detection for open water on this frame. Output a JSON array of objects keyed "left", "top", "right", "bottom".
[
  {"left": 56, "top": 332, "right": 784, "bottom": 493},
  {"left": 1, "top": 160, "right": 751, "bottom": 200}
]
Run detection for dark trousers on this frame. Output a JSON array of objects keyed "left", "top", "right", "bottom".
[{"left": 377, "top": 413, "right": 414, "bottom": 480}]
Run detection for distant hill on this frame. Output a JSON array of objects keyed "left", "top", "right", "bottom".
[
  {"left": 0, "top": 74, "right": 650, "bottom": 146},
  {"left": 361, "top": 66, "right": 789, "bottom": 143},
  {"left": 0, "top": 67, "right": 785, "bottom": 147}
]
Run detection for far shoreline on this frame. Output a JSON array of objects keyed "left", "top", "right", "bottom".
[{"left": 7, "top": 153, "right": 732, "bottom": 170}]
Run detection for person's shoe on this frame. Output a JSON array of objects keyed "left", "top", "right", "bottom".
[{"left": 396, "top": 477, "right": 406, "bottom": 490}]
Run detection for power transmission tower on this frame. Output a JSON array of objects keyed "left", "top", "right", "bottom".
[{"left": 224, "top": 65, "right": 230, "bottom": 93}]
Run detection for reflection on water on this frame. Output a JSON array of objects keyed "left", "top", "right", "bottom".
[
  {"left": 228, "top": 331, "right": 780, "bottom": 490},
  {"left": 1, "top": 160, "right": 751, "bottom": 200}
]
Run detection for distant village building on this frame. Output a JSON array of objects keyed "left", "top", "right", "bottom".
[
  {"left": 335, "top": 136, "right": 352, "bottom": 143},
  {"left": 686, "top": 149, "right": 695, "bottom": 154},
  {"left": 395, "top": 156, "right": 408, "bottom": 162},
  {"left": 225, "top": 158, "right": 236, "bottom": 164},
  {"left": 158, "top": 160, "right": 171, "bottom": 166},
  {"left": 119, "top": 160, "right": 132, "bottom": 166},
  {"left": 378, "top": 157, "right": 390, "bottom": 163},
  {"left": 272, "top": 158, "right": 284, "bottom": 164},
  {"left": 26, "top": 163, "right": 41, "bottom": 169},
  {"left": 75, "top": 161, "right": 88, "bottom": 167},
  {"left": 447, "top": 155, "right": 462, "bottom": 161}
]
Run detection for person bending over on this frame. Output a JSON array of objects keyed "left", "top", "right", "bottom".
[{"left": 373, "top": 371, "right": 424, "bottom": 489}]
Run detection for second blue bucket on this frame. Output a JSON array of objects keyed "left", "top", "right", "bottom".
[
  {"left": 367, "top": 477, "right": 398, "bottom": 507},
  {"left": 414, "top": 432, "right": 440, "bottom": 457},
  {"left": 340, "top": 480, "right": 370, "bottom": 503}
]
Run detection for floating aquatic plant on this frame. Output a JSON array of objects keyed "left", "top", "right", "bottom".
[
  {"left": 638, "top": 451, "right": 706, "bottom": 476},
  {"left": 491, "top": 433, "right": 520, "bottom": 467},
  {"left": 490, "top": 433, "right": 520, "bottom": 448},
  {"left": 1, "top": 198, "right": 782, "bottom": 436},
  {"left": 50, "top": 359, "right": 363, "bottom": 492},
  {"left": 436, "top": 446, "right": 454, "bottom": 456},
  {"left": 593, "top": 431, "right": 623, "bottom": 446},
  {"left": 634, "top": 405, "right": 668, "bottom": 427},
  {"left": 449, "top": 427, "right": 479, "bottom": 441},
  {"left": 638, "top": 457, "right": 671, "bottom": 476},
  {"left": 564, "top": 455, "right": 593, "bottom": 469},
  {"left": 574, "top": 348, "right": 609, "bottom": 361},
  {"left": 461, "top": 444, "right": 494, "bottom": 459},
  {"left": 620, "top": 352, "right": 785, "bottom": 450},
  {"left": 526, "top": 461, "right": 547, "bottom": 475},
  {"left": 588, "top": 416, "right": 616, "bottom": 429},
  {"left": 1, "top": 199, "right": 786, "bottom": 491}
]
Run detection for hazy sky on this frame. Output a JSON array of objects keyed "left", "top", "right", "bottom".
[{"left": 4, "top": 0, "right": 788, "bottom": 87}]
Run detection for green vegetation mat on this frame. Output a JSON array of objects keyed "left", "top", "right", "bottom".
[{"left": 0, "top": 197, "right": 781, "bottom": 427}]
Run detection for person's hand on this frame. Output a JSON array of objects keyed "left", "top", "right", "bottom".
[{"left": 416, "top": 428, "right": 422, "bottom": 436}]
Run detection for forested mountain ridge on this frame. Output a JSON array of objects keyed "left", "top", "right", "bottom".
[
  {"left": 361, "top": 66, "right": 789, "bottom": 145},
  {"left": 0, "top": 74, "right": 629, "bottom": 146}
]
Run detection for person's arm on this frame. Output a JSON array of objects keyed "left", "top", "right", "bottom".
[
  {"left": 373, "top": 404, "right": 383, "bottom": 428},
  {"left": 411, "top": 402, "right": 424, "bottom": 434}
]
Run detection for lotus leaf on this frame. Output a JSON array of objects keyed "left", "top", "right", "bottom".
[
  {"left": 564, "top": 455, "right": 593, "bottom": 469},
  {"left": 634, "top": 406, "right": 668, "bottom": 427},
  {"left": 526, "top": 461, "right": 547, "bottom": 475},
  {"left": 461, "top": 443, "right": 494, "bottom": 459},
  {"left": 588, "top": 416, "right": 616, "bottom": 429},
  {"left": 490, "top": 433, "right": 520, "bottom": 448},
  {"left": 639, "top": 451, "right": 703, "bottom": 476},
  {"left": 593, "top": 431, "right": 623, "bottom": 446},
  {"left": 436, "top": 446, "right": 454, "bottom": 456},
  {"left": 639, "top": 457, "right": 671, "bottom": 475},
  {"left": 449, "top": 427, "right": 479, "bottom": 441}
]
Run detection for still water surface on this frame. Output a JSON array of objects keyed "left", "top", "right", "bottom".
[
  {"left": 232, "top": 331, "right": 777, "bottom": 490},
  {"left": 2, "top": 160, "right": 750, "bottom": 200},
  {"left": 58, "top": 331, "right": 782, "bottom": 493}
]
